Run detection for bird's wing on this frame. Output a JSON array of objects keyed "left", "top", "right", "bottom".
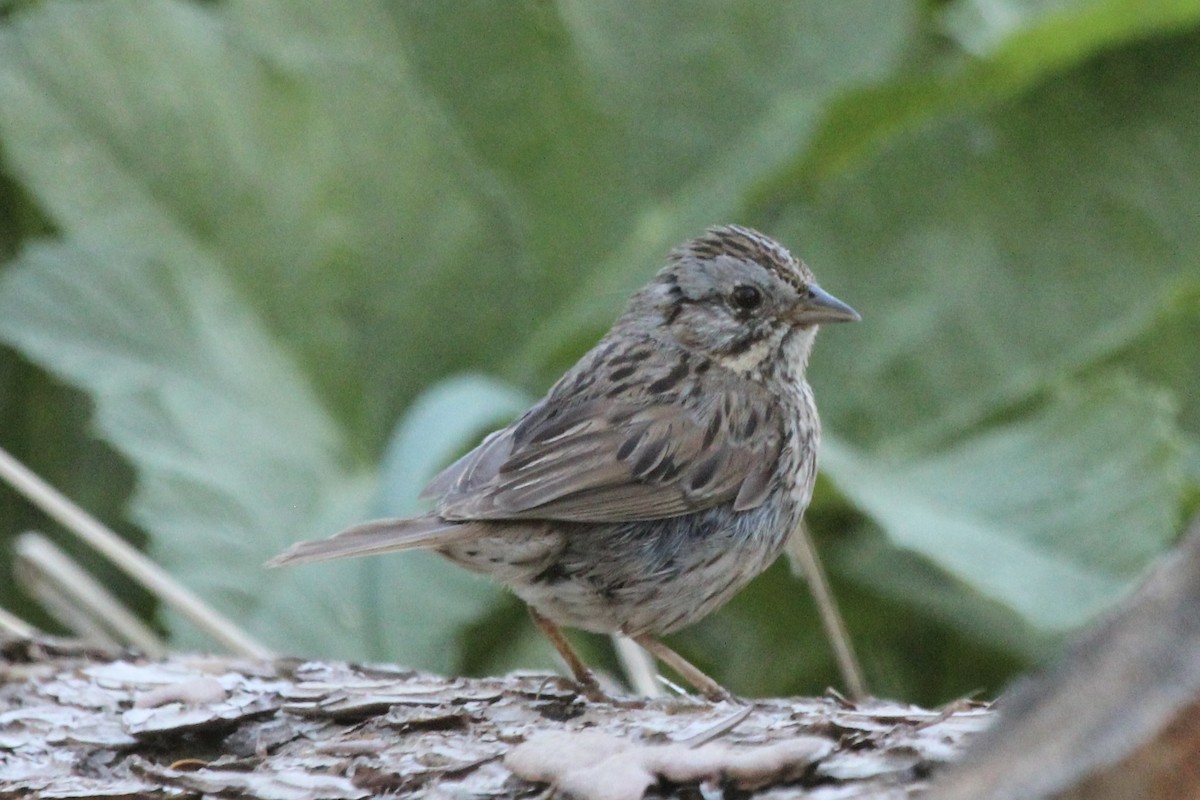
[{"left": 424, "top": 356, "right": 786, "bottom": 523}]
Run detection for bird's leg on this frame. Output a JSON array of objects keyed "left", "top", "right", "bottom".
[
  {"left": 633, "top": 634, "right": 736, "bottom": 703},
  {"left": 528, "top": 607, "right": 610, "bottom": 702}
]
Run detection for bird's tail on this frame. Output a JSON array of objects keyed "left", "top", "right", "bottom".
[{"left": 267, "top": 515, "right": 474, "bottom": 567}]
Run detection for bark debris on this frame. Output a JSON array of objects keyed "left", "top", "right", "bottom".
[{"left": 0, "top": 637, "right": 989, "bottom": 799}]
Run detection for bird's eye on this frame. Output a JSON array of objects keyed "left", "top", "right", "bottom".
[{"left": 730, "top": 284, "right": 763, "bottom": 312}]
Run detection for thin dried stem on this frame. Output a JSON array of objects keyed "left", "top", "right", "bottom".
[
  {"left": 0, "top": 604, "right": 38, "bottom": 638},
  {"left": 0, "top": 445, "right": 271, "bottom": 658},
  {"left": 15, "top": 532, "right": 167, "bottom": 657},
  {"left": 613, "top": 634, "right": 663, "bottom": 698},
  {"left": 786, "top": 521, "right": 867, "bottom": 700}
]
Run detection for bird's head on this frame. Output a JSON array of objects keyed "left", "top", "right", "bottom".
[{"left": 630, "top": 225, "right": 859, "bottom": 376}]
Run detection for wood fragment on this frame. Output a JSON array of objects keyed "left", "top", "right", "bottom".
[{"left": 928, "top": 514, "right": 1200, "bottom": 800}]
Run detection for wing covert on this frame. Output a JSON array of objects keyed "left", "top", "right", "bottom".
[{"left": 422, "top": 344, "right": 786, "bottom": 523}]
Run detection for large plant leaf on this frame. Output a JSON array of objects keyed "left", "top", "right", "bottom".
[
  {"left": 391, "top": 0, "right": 918, "bottom": 383},
  {"left": 940, "top": 0, "right": 1200, "bottom": 59},
  {"left": 389, "top": 1, "right": 914, "bottom": 272},
  {"left": 775, "top": 30, "right": 1200, "bottom": 451},
  {"left": 823, "top": 376, "right": 1186, "bottom": 631},
  {"left": 1107, "top": 283, "right": 1200, "bottom": 485},
  {"left": 0, "top": 0, "right": 527, "bottom": 448},
  {"left": 0, "top": 240, "right": 518, "bottom": 667},
  {"left": 0, "top": 240, "right": 355, "bottom": 654},
  {"left": 753, "top": 18, "right": 1200, "bottom": 661},
  {"left": 774, "top": 0, "right": 1200, "bottom": 185}
]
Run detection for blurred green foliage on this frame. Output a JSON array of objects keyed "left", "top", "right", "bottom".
[{"left": 0, "top": 0, "right": 1197, "bottom": 705}]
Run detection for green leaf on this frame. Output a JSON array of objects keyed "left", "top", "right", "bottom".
[
  {"left": 940, "top": 0, "right": 1200, "bottom": 59},
  {"left": 754, "top": 22, "right": 1200, "bottom": 658},
  {"left": 778, "top": 31, "right": 1200, "bottom": 449},
  {"left": 822, "top": 376, "right": 1185, "bottom": 631},
  {"left": 390, "top": 1, "right": 915, "bottom": 277},
  {"left": 0, "top": 240, "right": 515, "bottom": 669},
  {"left": 0, "top": 0, "right": 527, "bottom": 448},
  {"left": 1103, "top": 282, "right": 1200, "bottom": 501},
  {"left": 396, "top": 0, "right": 919, "bottom": 383},
  {"left": 0, "top": 239, "right": 366, "bottom": 653},
  {"left": 771, "top": 0, "right": 1200, "bottom": 186},
  {"left": 557, "top": 1, "right": 917, "bottom": 192},
  {"left": 1107, "top": 283, "right": 1200, "bottom": 435}
]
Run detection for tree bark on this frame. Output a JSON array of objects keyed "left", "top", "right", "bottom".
[{"left": 0, "top": 637, "right": 989, "bottom": 799}]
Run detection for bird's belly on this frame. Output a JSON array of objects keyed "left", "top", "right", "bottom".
[
  {"left": 441, "top": 496, "right": 801, "bottom": 637},
  {"left": 522, "top": 542, "right": 775, "bottom": 637}
]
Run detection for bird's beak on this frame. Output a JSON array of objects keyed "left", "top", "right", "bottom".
[{"left": 791, "top": 284, "right": 861, "bottom": 326}]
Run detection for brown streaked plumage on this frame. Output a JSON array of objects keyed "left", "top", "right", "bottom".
[{"left": 270, "top": 224, "right": 859, "bottom": 701}]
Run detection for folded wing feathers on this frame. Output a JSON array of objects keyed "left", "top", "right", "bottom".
[
  {"left": 430, "top": 392, "right": 780, "bottom": 522},
  {"left": 276, "top": 367, "right": 787, "bottom": 567}
]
